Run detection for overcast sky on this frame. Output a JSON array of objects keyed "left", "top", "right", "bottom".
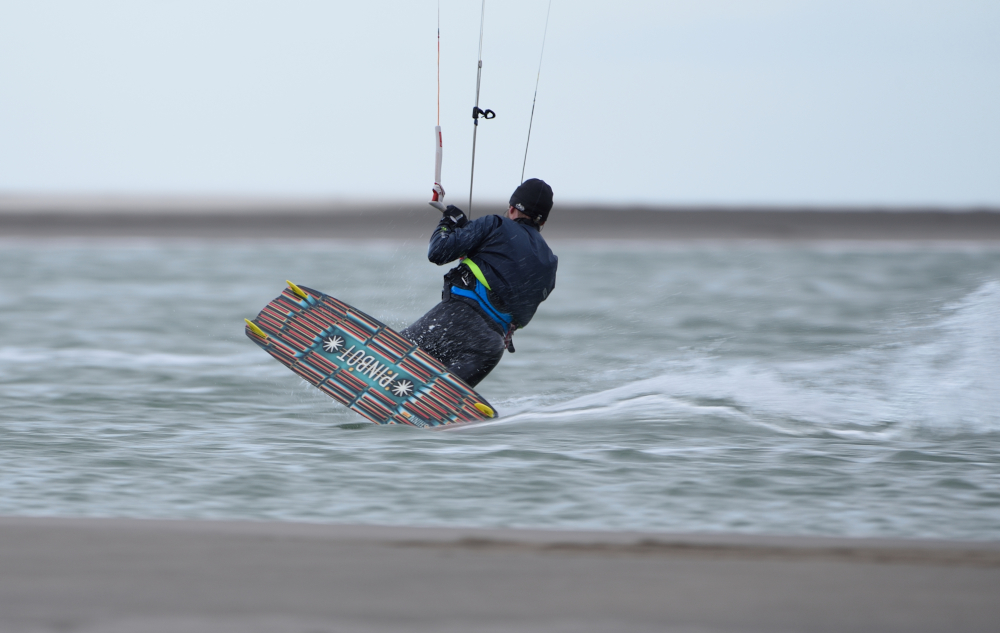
[{"left": 1, "top": 0, "right": 997, "bottom": 206}]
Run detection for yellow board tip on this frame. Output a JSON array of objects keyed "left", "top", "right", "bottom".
[
  {"left": 286, "top": 280, "right": 308, "bottom": 299},
  {"left": 244, "top": 318, "right": 269, "bottom": 340},
  {"left": 473, "top": 402, "right": 495, "bottom": 418}
]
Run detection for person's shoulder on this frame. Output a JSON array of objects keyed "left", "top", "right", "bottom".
[{"left": 468, "top": 214, "right": 504, "bottom": 230}]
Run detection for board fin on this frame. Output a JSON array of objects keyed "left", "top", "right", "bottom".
[
  {"left": 286, "top": 280, "right": 309, "bottom": 299},
  {"left": 474, "top": 402, "right": 495, "bottom": 418},
  {"left": 244, "top": 318, "right": 269, "bottom": 340}
]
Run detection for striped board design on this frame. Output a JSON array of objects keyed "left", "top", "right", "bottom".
[{"left": 245, "top": 282, "right": 497, "bottom": 429}]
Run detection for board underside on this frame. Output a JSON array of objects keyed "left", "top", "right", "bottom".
[{"left": 246, "top": 285, "right": 496, "bottom": 429}]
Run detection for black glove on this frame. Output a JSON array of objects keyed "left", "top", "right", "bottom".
[{"left": 438, "top": 205, "right": 468, "bottom": 229}]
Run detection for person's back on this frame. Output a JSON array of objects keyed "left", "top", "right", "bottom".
[{"left": 402, "top": 178, "right": 558, "bottom": 387}]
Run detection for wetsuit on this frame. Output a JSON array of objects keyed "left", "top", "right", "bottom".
[{"left": 401, "top": 211, "right": 558, "bottom": 387}]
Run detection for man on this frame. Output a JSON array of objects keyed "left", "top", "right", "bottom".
[{"left": 401, "top": 178, "right": 558, "bottom": 387}]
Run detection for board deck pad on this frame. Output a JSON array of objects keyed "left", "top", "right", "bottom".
[{"left": 246, "top": 283, "right": 496, "bottom": 429}]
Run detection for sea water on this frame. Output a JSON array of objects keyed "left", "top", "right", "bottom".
[{"left": 1, "top": 240, "right": 998, "bottom": 540}]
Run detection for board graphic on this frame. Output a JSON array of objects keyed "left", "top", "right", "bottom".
[{"left": 245, "top": 281, "right": 497, "bottom": 429}]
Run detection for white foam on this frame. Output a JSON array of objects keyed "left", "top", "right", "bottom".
[
  {"left": 497, "top": 281, "right": 1000, "bottom": 438},
  {"left": 887, "top": 281, "right": 1000, "bottom": 433}
]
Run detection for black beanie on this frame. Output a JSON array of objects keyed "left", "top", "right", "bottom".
[{"left": 509, "top": 178, "right": 553, "bottom": 225}]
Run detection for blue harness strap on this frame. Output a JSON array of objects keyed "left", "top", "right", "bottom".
[{"left": 451, "top": 281, "right": 513, "bottom": 331}]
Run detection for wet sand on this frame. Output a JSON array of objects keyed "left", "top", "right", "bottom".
[
  {"left": 1, "top": 516, "right": 998, "bottom": 633},
  {"left": 2, "top": 196, "right": 999, "bottom": 240}
]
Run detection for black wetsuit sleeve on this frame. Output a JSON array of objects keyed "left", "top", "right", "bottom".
[{"left": 427, "top": 215, "right": 498, "bottom": 265}]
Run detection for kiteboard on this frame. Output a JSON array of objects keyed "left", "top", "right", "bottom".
[{"left": 245, "top": 281, "right": 497, "bottom": 429}]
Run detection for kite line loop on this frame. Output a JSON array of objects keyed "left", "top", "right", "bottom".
[{"left": 472, "top": 107, "right": 496, "bottom": 120}]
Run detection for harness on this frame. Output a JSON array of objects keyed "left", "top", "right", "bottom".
[
  {"left": 447, "top": 258, "right": 517, "bottom": 351},
  {"left": 450, "top": 282, "right": 513, "bottom": 331}
]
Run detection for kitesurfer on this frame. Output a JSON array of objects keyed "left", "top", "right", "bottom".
[{"left": 401, "top": 178, "right": 558, "bottom": 387}]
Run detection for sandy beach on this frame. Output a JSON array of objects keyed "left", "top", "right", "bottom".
[
  {"left": 1, "top": 516, "right": 999, "bottom": 633},
  {"left": 2, "top": 196, "right": 1000, "bottom": 240}
]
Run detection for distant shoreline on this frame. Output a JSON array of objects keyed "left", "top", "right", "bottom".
[
  {"left": 2, "top": 196, "right": 1000, "bottom": 240},
  {"left": 1, "top": 515, "right": 998, "bottom": 632}
]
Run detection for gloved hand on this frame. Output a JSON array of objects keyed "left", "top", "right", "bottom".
[
  {"left": 438, "top": 204, "right": 468, "bottom": 229},
  {"left": 429, "top": 183, "right": 446, "bottom": 211}
]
